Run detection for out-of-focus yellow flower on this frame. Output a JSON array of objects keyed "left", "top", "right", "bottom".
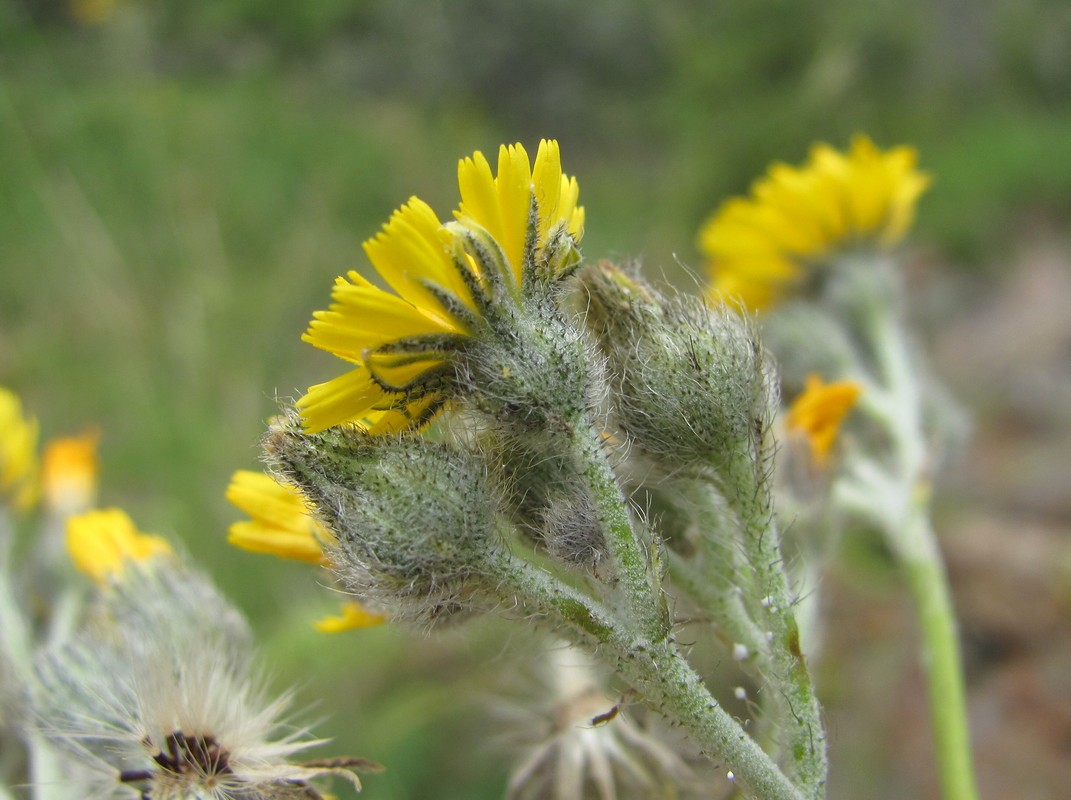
[
  {"left": 0, "top": 387, "right": 40, "bottom": 512},
  {"left": 70, "top": 0, "right": 116, "bottom": 26},
  {"left": 66, "top": 508, "right": 172, "bottom": 583},
  {"left": 298, "top": 140, "right": 584, "bottom": 434},
  {"left": 41, "top": 428, "right": 100, "bottom": 515},
  {"left": 225, "top": 470, "right": 331, "bottom": 564},
  {"left": 314, "top": 601, "right": 386, "bottom": 633},
  {"left": 699, "top": 135, "right": 931, "bottom": 310},
  {"left": 227, "top": 471, "right": 387, "bottom": 632},
  {"left": 786, "top": 375, "right": 862, "bottom": 465}
]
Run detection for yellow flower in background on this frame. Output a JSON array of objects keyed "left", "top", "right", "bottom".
[
  {"left": 69, "top": 0, "right": 116, "bottom": 26},
  {"left": 699, "top": 135, "right": 931, "bottom": 309},
  {"left": 298, "top": 140, "right": 583, "bottom": 434},
  {"left": 0, "top": 387, "right": 40, "bottom": 512},
  {"left": 315, "top": 601, "right": 387, "bottom": 633},
  {"left": 42, "top": 428, "right": 100, "bottom": 515},
  {"left": 786, "top": 375, "right": 862, "bottom": 465},
  {"left": 227, "top": 470, "right": 386, "bottom": 631},
  {"left": 66, "top": 508, "right": 172, "bottom": 583},
  {"left": 225, "top": 470, "right": 331, "bottom": 563}
]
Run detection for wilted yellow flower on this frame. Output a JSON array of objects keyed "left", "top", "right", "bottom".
[
  {"left": 699, "top": 135, "right": 931, "bottom": 309},
  {"left": 0, "top": 386, "right": 40, "bottom": 512},
  {"left": 315, "top": 601, "right": 387, "bottom": 633},
  {"left": 66, "top": 507, "right": 172, "bottom": 583},
  {"left": 786, "top": 375, "right": 862, "bottom": 465},
  {"left": 225, "top": 469, "right": 330, "bottom": 564},
  {"left": 41, "top": 428, "right": 100, "bottom": 515},
  {"left": 298, "top": 140, "right": 584, "bottom": 434}
]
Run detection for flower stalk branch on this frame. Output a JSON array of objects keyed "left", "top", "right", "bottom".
[{"left": 836, "top": 262, "right": 979, "bottom": 800}]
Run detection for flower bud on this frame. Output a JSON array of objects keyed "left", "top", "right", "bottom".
[
  {"left": 477, "top": 427, "right": 609, "bottom": 574},
  {"left": 265, "top": 416, "right": 507, "bottom": 626},
  {"left": 459, "top": 297, "right": 597, "bottom": 430},
  {"left": 577, "top": 262, "right": 776, "bottom": 483}
]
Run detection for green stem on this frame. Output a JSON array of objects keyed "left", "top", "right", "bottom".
[
  {"left": 667, "top": 550, "right": 769, "bottom": 669},
  {"left": 498, "top": 555, "right": 805, "bottom": 800},
  {"left": 747, "top": 519, "right": 827, "bottom": 797},
  {"left": 899, "top": 496, "right": 979, "bottom": 800},
  {"left": 722, "top": 455, "right": 827, "bottom": 799},
  {"left": 567, "top": 414, "right": 666, "bottom": 639},
  {"left": 851, "top": 271, "right": 979, "bottom": 800}
]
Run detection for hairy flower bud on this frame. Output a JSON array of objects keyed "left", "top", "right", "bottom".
[
  {"left": 477, "top": 427, "right": 609, "bottom": 574},
  {"left": 265, "top": 417, "right": 507, "bottom": 626},
  {"left": 459, "top": 297, "right": 597, "bottom": 430},
  {"left": 577, "top": 262, "right": 776, "bottom": 483}
]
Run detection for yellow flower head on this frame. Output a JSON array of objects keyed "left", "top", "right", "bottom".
[
  {"left": 42, "top": 428, "right": 100, "bottom": 515},
  {"left": 786, "top": 375, "right": 863, "bottom": 465},
  {"left": 66, "top": 507, "right": 172, "bottom": 583},
  {"left": 298, "top": 140, "right": 583, "bottom": 434},
  {"left": 225, "top": 469, "right": 332, "bottom": 564},
  {"left": 0, "top": 387, "right": 40, "bottom": 512},
  {"left": 699, "top": 135, "right": 931, "bottom": 309}
]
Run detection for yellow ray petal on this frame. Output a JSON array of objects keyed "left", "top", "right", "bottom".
[
  {"left": 786, "top": 374, "right": 862, "bottom": 465},
  {"left": 297, "top": 368, "right": 387, "bottom": 434},
  {"left": 0, "top": 387, "right": 40, "bottom": 512},
  {"left": 66, "top": 507, "right": 172, "bottom": 583},
  {"left": 314, "top": 601, "right": 387, "bottom": 633}
]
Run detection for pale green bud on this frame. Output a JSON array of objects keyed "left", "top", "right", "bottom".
[
  {"left": 577, "top": 262, "right": 776, "bottom": 482},
  {"left": 265, "top": 418, "right": 507, "bottom": 626}
]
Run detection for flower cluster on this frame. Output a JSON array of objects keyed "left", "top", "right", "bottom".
[
  {"left": 3, "top": 128, "right": 971, "bottom": 800},
  {"left": 243, "top": 141, "right": 835, "bottom": 800}
]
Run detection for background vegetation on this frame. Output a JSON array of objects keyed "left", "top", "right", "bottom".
[{"left": 2, "top": 1, "right": 1069, "bottom": 797}]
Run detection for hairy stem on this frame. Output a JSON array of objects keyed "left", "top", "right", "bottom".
[
  {"left": 566, "top": 413, "right": 667, "bottom": 640},
  {"left": 498, "top": 555, "right": 805, "bottom": 800}
]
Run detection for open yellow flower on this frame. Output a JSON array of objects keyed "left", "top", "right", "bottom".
[
  {"left": 0, "top": 387, "right": 40, "bottom": 512},
  {"left": 455, "top": 139, "right": 584, "bottom": 286},
  {"left": 786, "top": 375, "right": 862, "bottom": 465},
  {"left": 699, "top": 135, "right": 930, "bottom": 309},
  {"left": 66, "top": 507, "right": 172, "bottom": 583},
  {"left": 298, "top": 140, "right": 583, "bottom": 434}
]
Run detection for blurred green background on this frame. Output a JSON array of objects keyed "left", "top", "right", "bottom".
[{"left": 2, "top": 1, "right": 1070, "bottom": 798}]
